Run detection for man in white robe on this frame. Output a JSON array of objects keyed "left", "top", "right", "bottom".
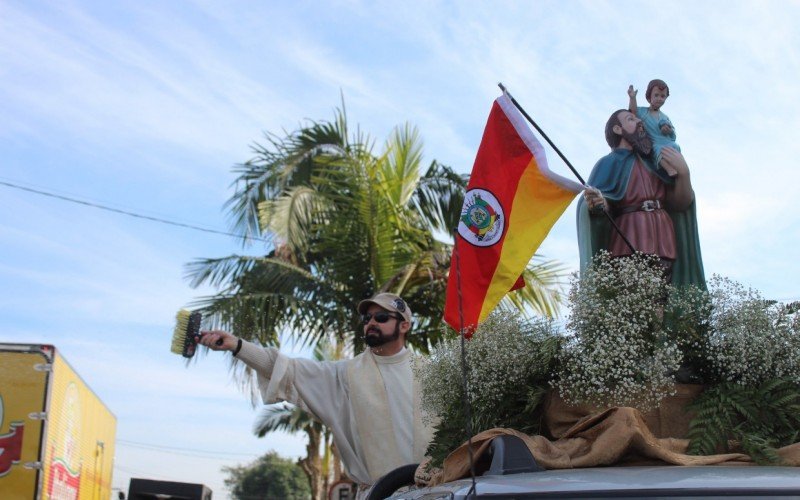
[{"left": 198, "top": 293, "right": 436, "bottom": 489}]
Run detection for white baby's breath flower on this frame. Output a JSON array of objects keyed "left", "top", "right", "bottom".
[
  {"left": 555, "top": 251, "right": 681, "bottom": 410},
  {"left": 701, "top": 276, "right": 800, "bottom": 387},
  {"left": 416, "top": 311, "right": 559, "bottom": 425}
]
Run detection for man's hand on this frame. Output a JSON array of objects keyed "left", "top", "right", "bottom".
[
  {"left": 197, "top": 330, "right": 238, "bottom": 351},
  {"left": 584, "top": 186, "right": 608, "bottom": 213},
  {"left": 627, "top": 85, "right": 638, "bottom": 98},
  {"left": 660, "top": 147, "right": 688, "bottom": 178}
]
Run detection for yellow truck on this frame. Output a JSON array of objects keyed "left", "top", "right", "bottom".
[{"left": 0, "top": 343, "right": 117, "bottom": 500}]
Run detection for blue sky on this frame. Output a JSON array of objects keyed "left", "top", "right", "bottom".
[{"left": 2, "top": 0, "right": 799, "bottom": 497}]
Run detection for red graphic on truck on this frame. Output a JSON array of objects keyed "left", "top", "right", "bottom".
[
  {"left": 0, "top": 423, "right": 24, "bottom": 476},
  {"left": 0, "top": 395, "right": 25, "bottom": 477}
]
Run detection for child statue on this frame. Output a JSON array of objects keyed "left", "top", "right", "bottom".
[{"left": 628, "top": 79, "right": 681, "bottom": 176}]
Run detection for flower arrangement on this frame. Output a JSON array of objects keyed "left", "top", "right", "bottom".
[
  {"left": 418, "top": 251, "right": 800, "bottom": 465},
  {"left": 701, "top": 276, "right": 800, "bottom": 386},
  {"left": 555, "top": 251, "right": 683, "bottom": 410},
  {"left": 417, "top": 310, "right": 561, "bottom": 465}
]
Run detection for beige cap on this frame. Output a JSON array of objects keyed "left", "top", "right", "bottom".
[{"left": 357, "top": 293, "right": 412, "bottom": 323}]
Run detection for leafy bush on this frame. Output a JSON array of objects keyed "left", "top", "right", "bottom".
[
  {"left": 223, "top": 451, "right": 311, "bottom": 499},
  {"left": 687, "top": 379, "right": 800, "bottom": 463}
]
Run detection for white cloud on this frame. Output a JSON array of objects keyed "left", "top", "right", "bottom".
[{"left": 0, "top": 1, "right": 296, "bottom": 167}]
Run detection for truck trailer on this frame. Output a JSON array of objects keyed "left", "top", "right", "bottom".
[{"left": 0, "top": 343, "right": 117, "bottom": 499}]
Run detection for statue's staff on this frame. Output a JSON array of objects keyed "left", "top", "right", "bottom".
[{"left": 497, "top": 82, "right": 636, "bottom": 254}]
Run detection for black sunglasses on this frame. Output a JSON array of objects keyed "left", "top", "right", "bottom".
[{"left": 361, "top": 312, "right": 402, "bottom": 324}]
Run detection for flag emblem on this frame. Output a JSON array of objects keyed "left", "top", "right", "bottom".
[{"left": 459, "top": 188, "right": 504, "bottom": 246}]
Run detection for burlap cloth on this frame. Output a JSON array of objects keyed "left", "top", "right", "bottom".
[{"left": 421, "top": 385, "right": 800, "bottom": 487}]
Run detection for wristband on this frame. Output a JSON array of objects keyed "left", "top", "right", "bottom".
[{"left": 232, "top": 338, "right": 243, "bottom": 356}]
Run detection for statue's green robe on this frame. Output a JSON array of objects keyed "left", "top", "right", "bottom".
[{"left": 576, "top": 148, "right": 706, "bottom": 288}]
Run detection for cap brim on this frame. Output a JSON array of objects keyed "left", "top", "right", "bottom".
[{"left": 357, "top": 299, "right": 379, "bottom": 315}]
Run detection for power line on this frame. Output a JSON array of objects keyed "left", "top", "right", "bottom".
[
  {"left": 114, "top": 464, "right": 177, "bottom": 481},
  {"left": 0, "top": 179, "right": 270, "bottom": 244},
  {"left": 117, "top": 438, "right": 262, "bottom": 459}
]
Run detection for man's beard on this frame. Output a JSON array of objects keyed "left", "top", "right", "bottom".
[
  {"left": 622, "top": 124, "right": 653, "bottom": 156},
  {"left": 365, "top": 324, "right": 400, "bottom": 347}
]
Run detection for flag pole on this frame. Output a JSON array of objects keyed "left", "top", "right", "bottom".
[
  {"left": 498, "top": 82, "right": 586, "bottom": 185},
  {"left": 454, "top": 237, "right": 478, "bottom": 495},
  {"left": 497, "top": 82, "right": 637, "bottom": 254}
]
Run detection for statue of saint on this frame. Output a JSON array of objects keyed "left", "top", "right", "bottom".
[{"left": 577, "top": 108, "right": 705, "bottom": 287}]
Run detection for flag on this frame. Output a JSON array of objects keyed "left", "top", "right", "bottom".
[{"left": 444, "top": 93, "right": 582, "bottom": 335}]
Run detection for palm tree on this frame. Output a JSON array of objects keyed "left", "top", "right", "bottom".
[{"left": 186, "top": 103, "right": 564, "bottom": 351}]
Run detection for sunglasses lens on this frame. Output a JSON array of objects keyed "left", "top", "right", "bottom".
[{"left": 362, "top": 312, "right": 395, "bottom": 324}]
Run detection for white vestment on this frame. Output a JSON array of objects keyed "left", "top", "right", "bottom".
[{"left": 235, "top": 340, "right": 436, "bottom": 485}]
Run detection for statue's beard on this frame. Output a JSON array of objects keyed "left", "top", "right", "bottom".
[
  {"left": 365, "top": 325, "right": 400, "bottom": 347},
  {"left": 622, "top": 124, "right": 653, "bottom": 156}
]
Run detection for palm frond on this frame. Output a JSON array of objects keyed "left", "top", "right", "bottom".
[
  {"left": 253, "top": 403, "right": 298, "bottom": 436},
  {"left": 253, "top": 402, "right": 321, "bottom": 437},
  {"left": 502, "top": 257, "right": 569, "bottom": 318},
  {"left": 189, "top": 257, "right": 345, "bottom": 347},
  {"left": 184, "top": 255, "right": 265, "bottom": 289},
  {"left": 258, "top": 185, "right": 330, "bottom": 257},
  {"left": 381, "top": 123, "right": 423, "bottom": 206},
  {"left": 224, "top": 111, "right": 352, "bottom": 242},
  {"left": 412, "top": 161, "right": 468, "bottom": 237}
]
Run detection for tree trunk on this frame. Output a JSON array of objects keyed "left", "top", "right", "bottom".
[
  {"left": 298, "top": 427, "right": 324, "bottom": 500},
  {"left": 331, "top": 441, "right": 345, "bottom": 482}
]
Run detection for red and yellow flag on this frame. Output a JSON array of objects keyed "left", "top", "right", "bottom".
[{"left": 444, "top": 93, "right": 582, "bottom": 335}]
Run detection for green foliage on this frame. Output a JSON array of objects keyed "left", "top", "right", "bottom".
[
  {"left": 223, "top": 451, "right": 311, "bottom": 499},
  {"left": 686, "top": 378, "right": 800, "bottom": 463},
  {"left": 417, "top": 311, "right": 561, "bottom": 466},
  {"left": 660, "top": 283, "right": 712, "bottom": 383}
]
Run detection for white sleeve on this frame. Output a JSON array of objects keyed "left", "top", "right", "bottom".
[{"left": 234, "top": 339, "right": 349, "bottom": 423}]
